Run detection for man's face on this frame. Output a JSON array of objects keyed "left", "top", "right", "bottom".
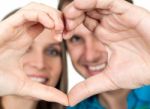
[{"left": 66, "top": 24, "right": 108, "bottom": 78}]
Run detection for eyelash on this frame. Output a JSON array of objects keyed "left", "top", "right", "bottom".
[
  {"left": 45, "top": 48, "right": 61, "bottom": 57},
  {"left": 70, "top": 35, "right": 82, "bottom": 43}
]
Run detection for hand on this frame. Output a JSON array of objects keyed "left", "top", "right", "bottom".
[
  {"left": 0, "top": 2, "right": 68, "bottom": 106},
  {"left": 63, "top": 0, "right": 150, "bottom": 106}
]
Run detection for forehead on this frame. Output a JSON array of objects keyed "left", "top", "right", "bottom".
[{"left": 34, "top": 29, "right": 61, "bottom": 46}]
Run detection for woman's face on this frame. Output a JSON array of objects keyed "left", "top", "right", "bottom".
[{"left": 22, "top": 29, "right": 62, "bottom": 87}]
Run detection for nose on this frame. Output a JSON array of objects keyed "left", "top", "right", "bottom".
[
  {"left": 83, "top": 40, "right": 105, "bottom": 64},
  {"left": 29, "top": 51, "right": 45, "bottom": 70}
]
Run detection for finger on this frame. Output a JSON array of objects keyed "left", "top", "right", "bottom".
[
  {"left": 24, "top": 2, "right": 64, "bottom": 33},
  {"left": 68, "top": 72, "right": 118, "bottom": 106},
  {"left": 63, "top": 2, "right": 83, "bottom": 19},
  {"left": 86, "top": 10, "right": 109, "bottom": 20},
  {"left": 24, "top": 2, "right": 64, "bottom": 41},
  {"left": 18, "top": 80, "right": 68, "bottom": 106},
  {"left": 49, "top": 11, "right": 64, "bottom": 33},
  {"left": 51, "top": 11, "right": 64, "bottom": 41},
  {"left": 64, "top": 0, "right": 133, "bottom": 32},
  {"left": 63, "top": 2, "right": 85, "bottom": 31},
  {"left": 63, "top": 0, "right": 114, "bottom": 31},
  {"left": 26, "top": 23, "right": 44, "bottom": 39},
  {"left": 65, "top": 12, "right": 84, "bottom": 31},
  {"left": 74, "top": 0, "right": 130, "bottom": 13},
  {"left": 63, "top": 30, "right": 74, "bottom": 40},
  {"left": 55, "top": 33, "right": 63, "bottom": 42},
  {"left": 97, "top": 9, "right": 112, "bottom": 15},
  {"left": 6, "top": 24, "right": 44, "bottom": 51},
  {"left": 84, "top": 16, "right": 99, "bottom": 32},
  {"left": 6, "top": 9, "right": 54, "bottom": 29}
]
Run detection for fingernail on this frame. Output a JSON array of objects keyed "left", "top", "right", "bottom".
[
  {"left": 55, "top": 34, "right": 63, "bottom": 42},
  {"left": 66, "top": 19, "right": 73, "bottom": 31},
  {"left": 63, "top": 31, "right": 73, "bottom": 40}
]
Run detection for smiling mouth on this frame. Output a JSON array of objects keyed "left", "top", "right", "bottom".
[
  {"left": 86, "top": 62, "right": 107, "bottom": 76},
  {"left": 29, "top": 77, "right": 49, "bottom": 84}
]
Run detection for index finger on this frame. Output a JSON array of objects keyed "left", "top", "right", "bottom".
[
  {"left": 63, "top": 2, "right": 84, "bottom": 31},
  {"left": 63, "top": 0, "right": 131, "bottom": 30},
  {"left": 17, "top": 80, "right": 68, "bottom": 106},
  {"left": 73, "top": 0, "right": 130, "bottom": 13}
]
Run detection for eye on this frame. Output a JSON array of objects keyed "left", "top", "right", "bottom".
[
  {"left": 45, "top": 47, "right": 61, "bottom": 57},
  {"left": 69, "top": 35, "right": 83, "bottom": 44}
]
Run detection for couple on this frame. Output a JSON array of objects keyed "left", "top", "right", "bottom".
[{"left": 1, "top": 0, "right": 150, "bottom": 109}]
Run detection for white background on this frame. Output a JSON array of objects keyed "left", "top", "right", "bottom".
[{"left": 0, "top": 0, "right": 150, "bottom": 91}]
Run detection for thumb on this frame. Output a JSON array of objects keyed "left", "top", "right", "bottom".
[
  {"left": 17, "top": 80, "right": 68, "bottom": 106},
  {"left": 73, "top": 0, "right": 130, "bottom": 13},
  {"left": 26, "top": 23, "right": 44, "bottom": 39},
  {"left": 68, "top": 73, "right": 118, "bottom": 106}
]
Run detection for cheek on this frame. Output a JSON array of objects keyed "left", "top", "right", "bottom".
[
  {"left": 50, "top": 71, "right": 61, "bottom": 87},
  {"left": 68, "top": 45, "right": 83, "bottom": 64},
  {"left": 46, "top": 58, "right": 62, "bottom": 87},
  {"left": 20, "top": 54, "right": 32, "bottom": 72}
]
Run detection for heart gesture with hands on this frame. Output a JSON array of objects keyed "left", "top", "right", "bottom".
[{"left": 1, "top": 0, "right": 150, "bottom": 107}]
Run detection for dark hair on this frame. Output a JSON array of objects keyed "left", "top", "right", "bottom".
[
  {"left": 0, "top": 8, "right": 68, "bottom": 109},
  {"left": 58, "top": 0, "right": 133, "bottom": 10}
]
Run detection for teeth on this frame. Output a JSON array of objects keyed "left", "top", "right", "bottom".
[
  {"left": 88, "top": 63, "right": 106, "bottom": 71},
  {"left": 30, "top": 77, "right": 47, "bottom": 83}
]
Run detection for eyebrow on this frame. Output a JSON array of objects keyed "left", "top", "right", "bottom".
[
  {"left": 46, "top": 43, "right": 62, "bottom": 49},
  {"left": 72, "top": 34, "right": 81, "bottom": 37}
]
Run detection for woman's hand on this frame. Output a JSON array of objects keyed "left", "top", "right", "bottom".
[{"left": 0, "top": 2, "right": 68, "bottom": 106}]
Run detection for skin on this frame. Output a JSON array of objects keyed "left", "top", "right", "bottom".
[
  {"left": 63, "top": 0, "right": 150, "bottom": 106},
  {"left": 2, "top": 29, "right": 62, "bottom": 109},
  {"left": 22, "top": 29, "right": 62, "bottom": 88},
  {"left": 67, "top": 23, "right": 129, "bottom": 109},
  {"left": 2, "top": 0, "right": 150, "bottom": 107},
  {"left": 66, "top": 24, "right": 108, "bottom": 78},
  {"left": 0, "top": 2, "right": 68, "bottom": 105}
]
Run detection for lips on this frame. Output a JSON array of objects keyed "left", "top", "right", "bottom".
[{"left": 86, "top": 62, "right": 107, "bottom": 76}]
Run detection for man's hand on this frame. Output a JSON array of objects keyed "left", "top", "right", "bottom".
[
  {"left": 0, "top": 2, "right": 68, "bottom": 106},
  {"left": 63, "top": 0, "right": 150, "bottom": 106}
]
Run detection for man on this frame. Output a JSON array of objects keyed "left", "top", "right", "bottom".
[{"left": 61, "top": 0, "right": 150, "bottom": 107}]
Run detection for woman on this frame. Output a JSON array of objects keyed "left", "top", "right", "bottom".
[
  {"left": 0, "top": 5, "right": 68, "bottom": 109},
  {"left": 59, "top": 0, "right": 150, "bottom": 109}
]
